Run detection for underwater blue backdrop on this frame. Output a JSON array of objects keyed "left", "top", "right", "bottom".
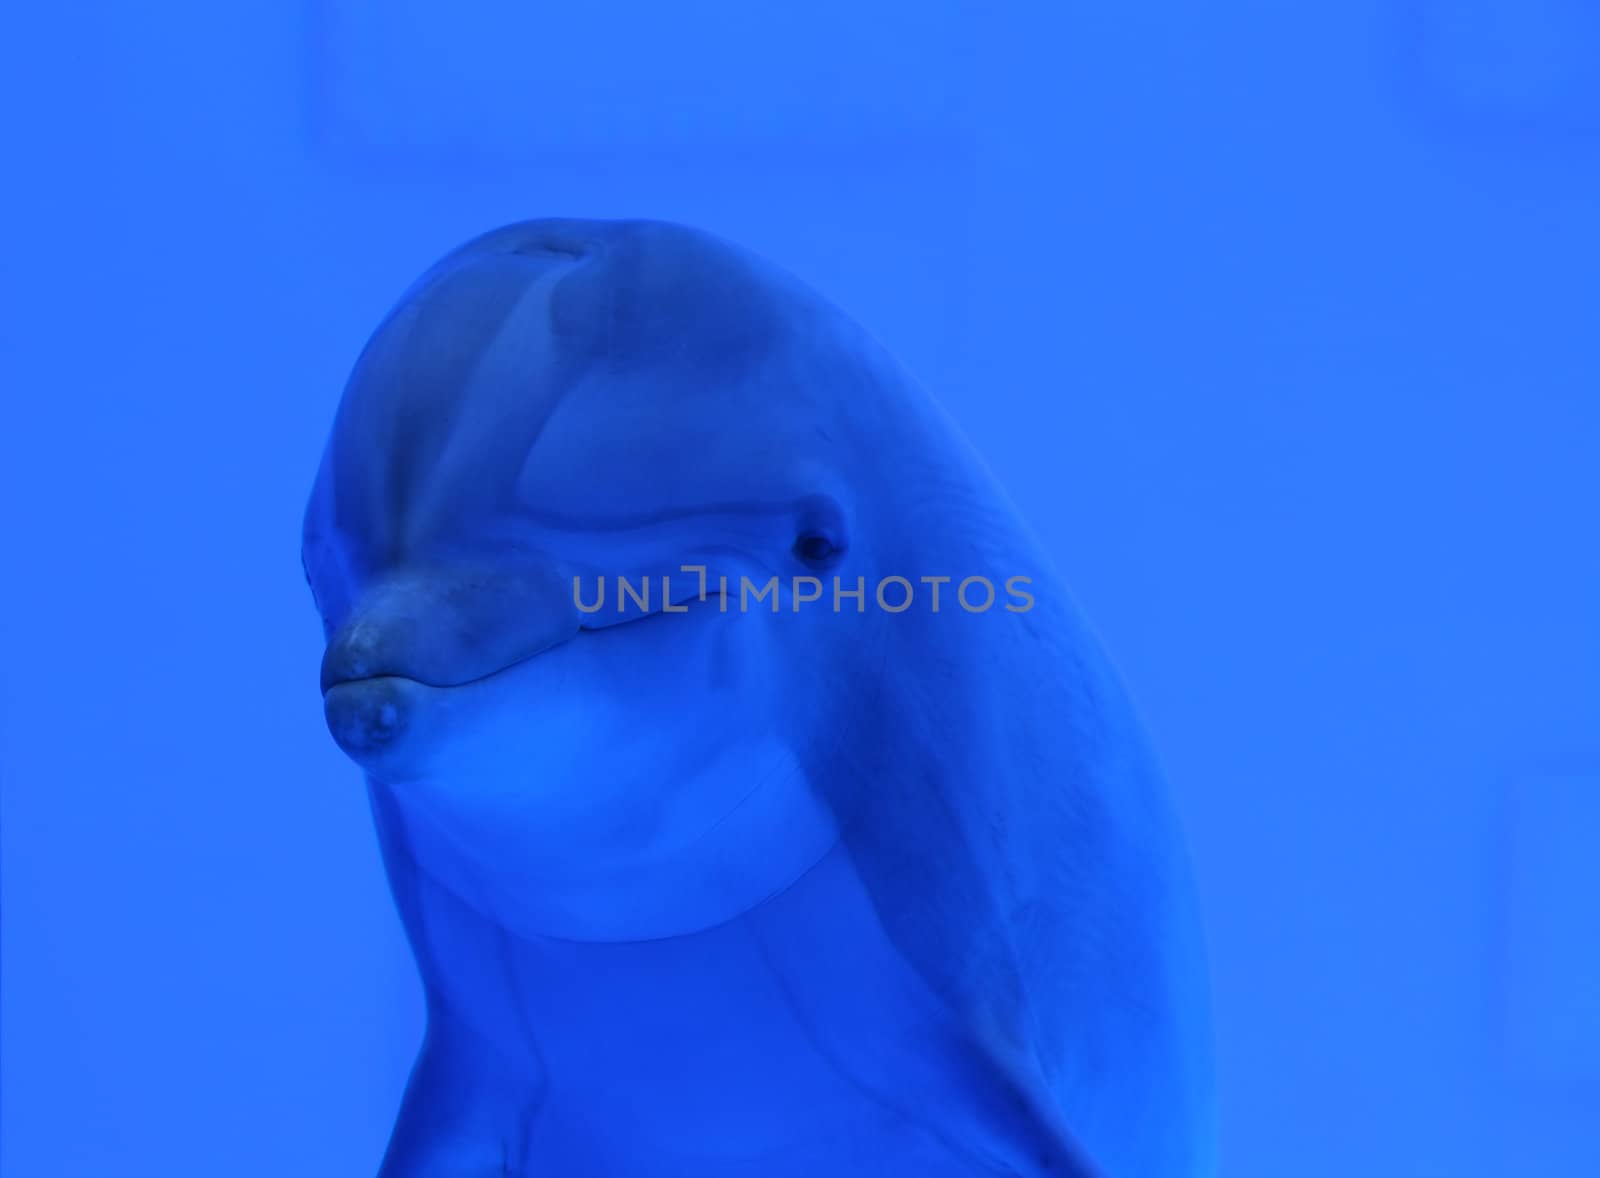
[{"left": 2, "top": 2, "right": 1597, "bottom": 1175}]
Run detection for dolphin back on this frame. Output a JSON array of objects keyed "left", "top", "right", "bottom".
[{"left": 799, "top": 422, "right": 1215, "bottom": 1176}]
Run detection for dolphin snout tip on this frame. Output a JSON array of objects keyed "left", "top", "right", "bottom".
[{"left": 323, "top": 678, "right": 414, "bottom": 765}]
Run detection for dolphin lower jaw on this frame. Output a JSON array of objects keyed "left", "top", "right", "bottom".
[
  {"left": 318, "top": 640, "right": 559, "bottom": 774},
  {"left": 318, "top": 587, "right": 733, "bottom": 778},
  {"left": 319, "top": 638, "right": 561, "bottom": 771},
  {"left": 323, "top": 676, "right": 416, "bottom": 763}
]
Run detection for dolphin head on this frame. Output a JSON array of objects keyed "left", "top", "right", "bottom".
[{"left": 302, "top": 219, "right": 931, "bottom": 941}]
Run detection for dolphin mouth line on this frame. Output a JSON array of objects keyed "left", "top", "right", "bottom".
[
  {"left": 576, "top": 587, "right": 730, "bottom": 632},
  {"left": 320, "top": 655, "right": 549, "bottom": 698},
  {"left": 321, "top": 591, "right": 725, "bottom": 697}
]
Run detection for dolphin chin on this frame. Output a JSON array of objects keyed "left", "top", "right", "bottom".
[
  {"left": 321, "top": 639, "right": 564, "bottom": 776},
  {"left": 322, "top": 675, "right": 434, "bottom": 771}
]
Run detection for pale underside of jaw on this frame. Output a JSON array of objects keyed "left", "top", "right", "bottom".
[{"left": 384, "top": 719, "right": 841, "bottom": 944}]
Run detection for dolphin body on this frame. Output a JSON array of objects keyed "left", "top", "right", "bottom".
[{"left": 303, "top": 219, "right": 1213, "bottom": 1177}]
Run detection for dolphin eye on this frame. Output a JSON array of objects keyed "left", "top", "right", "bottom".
[{"left": 792, "top": 531, "right": 841, "bottom": 567}]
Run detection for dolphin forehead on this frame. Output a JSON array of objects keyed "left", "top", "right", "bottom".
[
  {"left": 321, "top": 244, "right": 578, "bottom": 563},
  {"left": 398, "top": 217, "right": 794, "bottom": 390},
  {"left": 311, "top": 219, "right": 867, "bottom": 571}
]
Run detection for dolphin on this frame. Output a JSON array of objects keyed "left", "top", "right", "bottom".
[{"left": 302, "top": 218, "right": 1214, "bottom": 1176}]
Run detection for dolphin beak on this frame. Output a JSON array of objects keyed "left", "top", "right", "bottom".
[
  {"left": 322, "top": 674, "right": 422, "bottom": 763},
  {"left": 319, "top": 562, "right": 580, "bottom": 767}
]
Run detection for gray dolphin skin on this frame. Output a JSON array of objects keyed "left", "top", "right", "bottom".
[{"left": 302, "top": 219, "right": 1214, "bottom": 1176}]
